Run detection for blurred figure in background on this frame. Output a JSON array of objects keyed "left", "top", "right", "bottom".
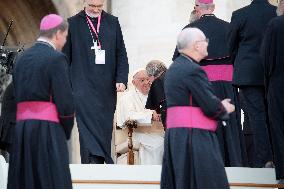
[{"left": 145, "top": 60, "right": 167, "bottom": 127}]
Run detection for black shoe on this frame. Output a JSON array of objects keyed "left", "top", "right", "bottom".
[
  {"left": 264, "top": 161, "right": 275, "bottom": 168},
  {"left": 278, "top": 179, "right": 284, "bottom": 184}
]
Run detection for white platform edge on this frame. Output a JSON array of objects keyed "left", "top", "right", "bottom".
[{"left": 0, "top": 155, "right": 279, "bottom": 189}]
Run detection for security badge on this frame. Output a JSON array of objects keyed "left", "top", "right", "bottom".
[{"left": 91, "top": 42, "right": 105, "bottom": 65}]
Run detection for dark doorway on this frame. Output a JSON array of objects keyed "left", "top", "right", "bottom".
[{"left": 0, "top": 0, "right": 58, "bottom": 47}]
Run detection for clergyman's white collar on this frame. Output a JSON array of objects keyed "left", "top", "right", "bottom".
[{"left": 37, "top": 37, "right": 56, "bottom": 50}]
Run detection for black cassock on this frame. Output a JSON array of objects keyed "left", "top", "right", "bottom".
[
  {"left": 63, "top": 10, "right": 129, "bottom": 163},
  {"left": 8, "top": 42, "right": 74, "bottom": 189},
  {"left": 145, "top": 72, "right": 166, "bottom": 127},
  {"left": 173, "top": 14, "right": 247, "bottom": 167},
  {"left": 262, "top": 15, "right": 284, "bottom": 180},
  {"left": 0, "top": 82, "right": 16, "bottom": 152},
  {"left": 161, "top": 55, "right": 229, "bottom": 189}
]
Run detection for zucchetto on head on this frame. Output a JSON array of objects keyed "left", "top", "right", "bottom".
[
  {"left": 197, "top": 0, "right": 213, "bottom": 4},
  {"left": 40, "top": 14, "right": 63, "bottom": 30}
]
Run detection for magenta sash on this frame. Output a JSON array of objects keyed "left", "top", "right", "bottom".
[
  {"left": 166, "top": 106, "right": 217, "bottom": 131},
  {"left": 202, "top": 64, "right": 233, "bottom": 81},
  {"left": 17, "top": 101, "right": 59, "bottom": 123}
]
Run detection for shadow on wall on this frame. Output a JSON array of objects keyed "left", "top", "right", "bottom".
[{"left": 0, "top": 0, "right": 58, "bottom": 47}]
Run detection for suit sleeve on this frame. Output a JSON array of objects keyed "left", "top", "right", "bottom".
[
  {"left": 261, "top": 21, "right": 276, "bottom": 95},
  {"left": 227, "top": 11, "right": 240, "bottom": 59},
  {"left": 145, "top": 79, "right": 164, "bottom": 113},
  {"left": 115, "top": 18, "right": 129, "bottom": 86},
  {"left": 49, "top": 55, "right": 75, "bottom": 139},
  {"left": 184, "top": 67, "right": 229, "bottom": 120}
]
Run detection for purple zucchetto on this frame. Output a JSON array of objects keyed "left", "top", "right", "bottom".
[
  {"left": 197, "top": 0, "right": 213, "bottom": 4},
  {"left": 40, "top": 14, "right": 63, "bottom": 30}
]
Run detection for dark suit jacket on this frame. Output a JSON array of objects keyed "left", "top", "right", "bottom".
[{"left": 228, "top": 0, "right": 276, "bottom": 86}]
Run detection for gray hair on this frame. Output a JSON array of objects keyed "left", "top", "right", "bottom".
[
  {"left": 189, "top": 10, "right": 199, "bottom": 23},
  {"left": 146, "top": 60, "right": 167, "bottom": 77},
  {"left": 177, "top": 27, "right": 205, "bottom": 52},
  {"left": 39, "top": 20, "right": 68, "bottom": 39},
  {"left": 196, "top": 2, "right": 215, "bottom": 10}
]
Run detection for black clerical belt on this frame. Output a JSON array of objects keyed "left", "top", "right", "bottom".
[{"left": 16, "top": 101, "right": 59, "bottom": 123}]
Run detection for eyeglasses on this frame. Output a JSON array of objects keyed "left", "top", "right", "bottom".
[
  {"left": 88, "top": 4, "right": 103, "bottom": 8},
  {"left": 196, "top": 38, "right": 209, "bottom": 44},
  {"left": 134, "top": 77, "right": 150, "bottom": 83}
]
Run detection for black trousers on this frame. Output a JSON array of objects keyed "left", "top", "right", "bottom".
[
  {"left": 81, "top": 148, "right": 105, "bottom": 164},
  {"left": 240, "top": 86, "right": 272, "bottom": 167},
  {"left": 239, "top": 90, "right": 254, "bottom": 167},
  {"left": 267, "top": 88, "right": 284, "bottom": 180}
]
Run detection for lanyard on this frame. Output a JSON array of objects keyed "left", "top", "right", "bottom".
[{"left": 86, "top": 15, "right": 102, "bottom": 49}]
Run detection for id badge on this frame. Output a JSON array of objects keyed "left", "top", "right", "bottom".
[{"left": 95, "top": 49, "right": 105, "bottom": 64}]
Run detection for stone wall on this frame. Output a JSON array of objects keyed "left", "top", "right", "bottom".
[{"left": 111, "top": 0, "right": 261, "bottom": 73}]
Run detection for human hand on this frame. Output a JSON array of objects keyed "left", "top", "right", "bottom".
[
  {"left": 116, "top": 83, "right": 126, "bottom": 92},
  {"left": 152, "top": 111, "right": 161, "bottom": 121},
  {"left": 221, "top": 99, "right": 235, "bottom": 114}
]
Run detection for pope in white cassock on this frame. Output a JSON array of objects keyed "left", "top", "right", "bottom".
[{"left": 116, "top": 69, "right": 164, "bottom": 165}]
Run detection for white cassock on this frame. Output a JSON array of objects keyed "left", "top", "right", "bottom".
[{"left": 116, "top": 88, "right": 164, "bottom": 165}]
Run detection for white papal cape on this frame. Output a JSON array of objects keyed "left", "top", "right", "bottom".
[{"left": 116, "top": 89, "right": 164, "bottom": 165}]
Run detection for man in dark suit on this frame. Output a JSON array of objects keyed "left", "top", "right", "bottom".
[
  {"left": 63, "top": 0, "right": 129, "bottom": 164},
  {"left": 228, "top": 0, "right": 276, "bottom": 168},
  {"left": 262, "top": 0, "right": 284, "bottom": 183}
]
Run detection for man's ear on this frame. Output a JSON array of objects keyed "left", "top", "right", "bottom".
[
  {"left": 194, "top": 42, "right": 199, "bottom": 51},
  {"left": 211, "top": 4, "right": 215, "bottom": 12},
  {"left": 55, "top": 30, "right": 61, "bottom": 40}
]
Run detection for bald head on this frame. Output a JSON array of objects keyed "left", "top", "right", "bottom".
[
  {"left": 177, "top": 28, "right": 208, "bottom": 62},
  {"left": 177, "top": 28, "right": 205, "bottom": 52}
]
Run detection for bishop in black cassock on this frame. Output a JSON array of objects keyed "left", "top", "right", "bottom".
[
  {"left": 7, "top": 14, "right": 74, "bottom": 189},
  {"left": 161, "top": 27, "right": 233, "bottom": 189}
]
